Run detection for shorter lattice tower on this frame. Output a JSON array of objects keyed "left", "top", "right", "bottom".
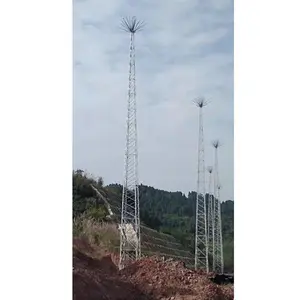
[
  {"left": 212, "top": 140, "right": 224, "bottom": 273},
  {"left": 206, "top": 166, "right": 214, "bottom": 271},
  {"left": 216, "top": 184, "right": 224, "bottom": 273},
  {"left": 194, "top": 98, "right": 209, "bottom": 272}
]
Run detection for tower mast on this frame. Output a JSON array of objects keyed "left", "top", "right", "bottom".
[
  {"left": 207, "top": 166, "right": 214, "bottom": 271},
  {"left": 212, "top": 140, "right": 224, "bottom": 273},
  {"left": 216, "top": 184, "right": 224, "bottom": 273},
  {"left": 194, "top": 98, "right": 209, "bottom": 272},
  {"left": 119, "top": 17, "right": 144, "bottom": 270}
]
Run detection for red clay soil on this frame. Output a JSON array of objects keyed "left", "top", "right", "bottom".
[
  {"left": 73, "top": 248, "right": 151, "bottom": 300},
  {"left": 119, "top": 257, "right": 233, "bottom": 300},
  {"left": 73, "top": 246, "right": 233, "bottom": 300}
]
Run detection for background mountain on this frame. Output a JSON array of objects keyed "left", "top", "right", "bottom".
[{"left": 73, "top": 170, "right": 234, "bottom": 273}]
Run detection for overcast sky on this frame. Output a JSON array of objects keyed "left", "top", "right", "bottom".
[{"left": 73, "top": 0, "right": 233, "bottom": 201}]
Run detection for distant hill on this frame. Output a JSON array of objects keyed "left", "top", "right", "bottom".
[
  {"left": 106, "top": 183, "right": 234, "bottom": 273},
  {"left": 73, "top": 170, "right": 234, "bottom": 273}
]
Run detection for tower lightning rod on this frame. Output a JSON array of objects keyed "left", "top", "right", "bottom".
[
  {"left": 119, "top": 16, "right": 145, "bottom": 270},
  {"left": 194, "top": 97, "right": 209, "bottom": 272}
]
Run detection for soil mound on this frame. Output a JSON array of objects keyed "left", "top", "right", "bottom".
[
  {"left": 73, "top": 247, "right": 233, "bottom": 300},
  {"left": 119, "top": 257, "right": 233, "bottom": 300},
  {"left": 73, "top": 248, "right": 150, "bottom": 300}
]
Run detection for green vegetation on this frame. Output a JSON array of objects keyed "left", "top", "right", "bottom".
[
  {"left": 73, "top": 170, "right": 234, "bottom": 273},
  {"left": 106, "top": 183, "right": 234, "bottom": 272},
  {"left": 72, "top": 169, "right": 106, "bottom": 219}
]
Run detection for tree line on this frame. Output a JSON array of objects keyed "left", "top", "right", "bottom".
[{"left": 73, "top": 170, "right": 234, "bottom": 272}]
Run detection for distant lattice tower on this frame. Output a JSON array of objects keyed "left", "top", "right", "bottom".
[
  {"left": 212, "top": 140, "right": 224, "bottom": 274},
  {"left": 194, "top": 98, "right": 209, "bottom": 272},
  {"left": 119, "top": 17, "right": 144, "bottom": 270},
  {"left": 206, "top": 166, "right": 215, "bottom": 271},
  {"left": 216, "top": 184, "right": 224, "bottom": 273}
]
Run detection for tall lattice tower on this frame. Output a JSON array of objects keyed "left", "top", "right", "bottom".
[
  {"left": 194, "top": 98, "right": 209, "bottom": 272},
  {"left": 119, "top": 17, "right": 144, "bottom": 270},
  {"left": 212, "top": 140, "right": 224, "bottom": 273},
  {"left": 206, "top": 166, "right": 215, "bottom": 271}
]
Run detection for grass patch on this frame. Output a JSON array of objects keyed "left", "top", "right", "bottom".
[{"left": 73, "top": 215, "right": 120, "bottom": 253}]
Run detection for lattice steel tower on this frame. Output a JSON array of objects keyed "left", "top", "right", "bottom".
[
  {"left": 194, "top": 98, "right": 209, "bottom": 272},
  {"left": 119, "top": 17, "right": 144, "bottom": 270},
  {"left": 216, "top": 184, "right": 224, "bottom": 273},
  {"left": 212, "top": 140, "right": 224, "bottom": 273},
  {"left": 207, "top": 166, "right": 215, "bottom": 271}
]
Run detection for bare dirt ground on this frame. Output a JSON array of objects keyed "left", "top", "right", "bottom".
[{"left": 73, "top": 239, "right": 234, "bottom": 300}]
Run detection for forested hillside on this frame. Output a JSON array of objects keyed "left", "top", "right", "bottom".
[
  {"left": 106, "top": 183, "right": 234, "bottom": 272},
  {"left": 73, "top": 170, "right": 234, "bottom": 272}
]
